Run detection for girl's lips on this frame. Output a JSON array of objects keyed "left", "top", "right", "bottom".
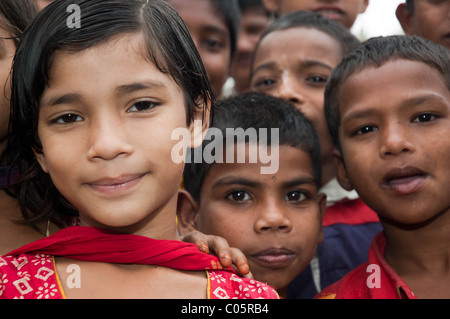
[
  {"left": 87, "top": 173, "right": 146, "bottom": 195},
  {"left": 250, "top": 248, "right": 296, "bottom": 268},
  {"left": 381, "top": 166, "right": 428, "bottom": 195}
]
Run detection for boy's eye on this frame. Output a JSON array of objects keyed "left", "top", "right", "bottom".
[
  {"left": 52, "top": 113, "right": 82, "bottom": 124},
  {"left": 413, "top": 113, "right": 438, "bottom": 123},
  {"left": 285, "top": 191, "right": 307, "bottom": 202},
  {"left": 353, "top": 125, "right": 378, "bottom": 136},
  {"left": 226, "top": 190, "right": 251, "bottom": 202},
  {"left": 306, "top": 75, "right": 327, "bottom": 84},
  {"left": 253, "top": 78, "right": 276, "bottom": 89},
  {"left": 127, "top": 101, "right": 157, "bottom": 113}
]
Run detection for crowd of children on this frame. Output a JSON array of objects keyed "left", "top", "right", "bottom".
[{"left": 0, "top": 0, "right": 448, "bottom": 300}]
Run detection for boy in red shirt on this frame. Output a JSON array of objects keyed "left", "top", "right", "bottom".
[{"left": 316, "top": 35, "right": 450, "bottom": 299}]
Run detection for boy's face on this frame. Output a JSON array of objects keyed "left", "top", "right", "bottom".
[
  {"left": 262, "top": 0, "right": 369, "bottom": 28},
  {"left": 250, "top": 27, "right": 342, "bottom": 185},
  {"left": 336, "top": 59, "right": 450, "bottom": 226},
  {"left": 167, "top": 0, "right": 231, "bottom": 96},
  {"left": 396, "top": 0, "right": 450, "bottom": 50},
  {"left": 35, "top": 33, "right": 206, "bottom": 238},
  {"left": 179, "top": 145, "right": 326, "bottom": 296}
]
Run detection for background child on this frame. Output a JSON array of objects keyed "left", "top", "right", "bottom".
[
  {"left": 262, "top": 0, "right": 369, "bottom": 29},
  {"left": 396, "top": 0, "right": 450, "bottom": 50},
  {"left": 227, "top": 0, "right": 271, "bottom": 95},
  {"left": 178, "top": 92, "right": 326, "bottom": 298},
  {"left": 0, "top": 0, "right": 278, "bottom": 299},
  {"left": 249, "top": 10, "right": 382, "bottom": 298},
  {"left": 317, "top": 35, "right": 450, "bottom": 299},
  {"left": 165, "top": 0, "right": 240, "bottom": 97}
]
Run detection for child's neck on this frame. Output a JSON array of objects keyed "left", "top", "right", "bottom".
[{"left": 383, "top": 209, "right": 450, "bottom": 298}]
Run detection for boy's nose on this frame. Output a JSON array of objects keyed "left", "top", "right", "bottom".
[
  {"left": 254, "top": 201, "right": 292, "bottom": 233},
  {"left": 276, "top": 74, "right": 306, "bottom": 106},
  {"left": 379, "top": 123, "right": 415, "bottom": 157}
]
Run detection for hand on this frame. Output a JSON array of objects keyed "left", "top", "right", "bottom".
[{"left": 181, "top": 230, "right": 253, "bottom": 279}]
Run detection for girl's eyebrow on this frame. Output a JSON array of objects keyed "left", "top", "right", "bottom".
[
  {"left": 41, "top": 81, "right": 168, "bottom": 108},
  {"left": 115, "top": 81, "right": 166, "bottom": 96}
]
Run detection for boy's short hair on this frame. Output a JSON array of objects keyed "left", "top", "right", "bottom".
[
  {"left": 406, "top": 0, "right": 414, "bottom": 13},
  {"left": 183, "top": 92, "right": 321, "bottom": 203},
  {"left": 325, "top": 35, "right": 450, "bottom": 151},
  {"left": 254, "top": 10, "right": 360, "bottom": 64}
]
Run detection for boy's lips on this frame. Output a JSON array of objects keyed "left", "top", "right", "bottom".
[
  {"left": 249, "top": 248, "right": 296, "bottom": 268},
  {"left": 313, "top": 7, "right": 344, "bottom": 21},
  {"left": 381, "top": 166, "right": 429, "bottom": 195}
]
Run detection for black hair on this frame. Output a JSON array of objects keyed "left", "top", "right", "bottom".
[
  {"left": 0, "top": 0, "right": 37, "bottom": 45},
  {"left": 183, "top": 92, "right": 321, "bottom": 203},
  {"left": 325, "top": 35, "right": 450, "bottom": 151},
  {"left": 3, "top": 0, "right": 213, "bottom": 229},
  {"left": 211, "top": 0, "right": 241, "bottom": 58},
  {"left": 406, "top": 0, "right": 414, "bottom": 13},
  {"left": 238, "top": 0, "right": 266, "bottom": 12},
  {"left": 251, "top": 10, "right": 360, "bottom": 78}
]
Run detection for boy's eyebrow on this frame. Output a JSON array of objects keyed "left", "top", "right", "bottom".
[
  {"left": 253, "top": 59, "right": 333, "bottom": 75},
  {"left": 282, "top": 177, "right": 317, "bottom": 189},
  {"left": 342, "top": 93, "right": 449, "bottom": 122},
  {"left": 212, "top": 176, "right": 262, "bottom": 189},
  {"left": 42, "top": 93, "right": 83, "bottom": 108}
]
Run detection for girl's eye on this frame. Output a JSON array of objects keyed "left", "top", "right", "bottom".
[
  {"left": 52, "top": 113, "right": 82, "bottom": 124},
  {"left": 413, "top": 113, "right": 438, "bottom": 123},
  {"left": 127, "top": 101, "right": 157, "bottom": 113},
  {"left": 353, "top": 125, "right": 378, "bottom": 136},
  {"left": 226, "top": 190, "right": 251, "bottom": 202},
  {"left": 285, "top": 191, "right": 307, "bottom": 203}
]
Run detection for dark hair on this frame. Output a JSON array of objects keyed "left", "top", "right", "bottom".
[
  {"left": 183, "top": 92, "right": 321, "bottom": 203},
  {"left": 212, "top": 0, "right": 241, "bottom": 58},
  {"left": 406, "top": 0, "right": 414, "bottom": 13},
  {"left": 238, "top": 0, "right": 267, "bottom": 12},
  {"left": 0, "top": 0, "right": 37, "bottom": 46},
  {"left": 325, "top": 35, "right": 450, "bottom": 151},
  {"left": 251, "top": 10, "right": 360, "bottom": 77},
  {"left": 4, "top": 0, "right": 213, "bottom": 229}
]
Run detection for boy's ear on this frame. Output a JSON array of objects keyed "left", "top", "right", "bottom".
[
  {"left": 334, "top": 149, "right": 354, "bottom": 191},
  {"left": 396, "top": 3, "right": 414, "bottom": 35},
  {"left": 189, "top": 98, "right": 211, "bottom": 149},
  {"left": 360, "top": 0, "right": 370, "bottom": 14},
  {"left": 33, "top": 150, "right": 49, "bottom": 173},
  {"left": 176, "top": 189, "right": 200, "bottom": 236}
]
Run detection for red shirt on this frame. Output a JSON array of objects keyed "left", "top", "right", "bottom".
[{"left": 315, "top": 232, "right": 417, "bottom": 299}]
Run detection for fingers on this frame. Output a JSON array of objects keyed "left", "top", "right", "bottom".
[{"left": 180, "top": 230, "right": 210, "bottom": 254}]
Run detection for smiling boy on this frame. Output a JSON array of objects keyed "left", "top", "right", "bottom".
[{"left": 316, "top": 35, "right": 450, "bottom": 299}]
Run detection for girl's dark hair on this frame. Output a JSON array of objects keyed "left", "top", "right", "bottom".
[
  {"left": 4, "top": 0, "right": 213, "bottom": 229},
  {"left": 250, "top": 10, "right": 360, "bottom": 79},
  {"left": 406, "top": 0, "right": 414, "bottom": 13},
  {"left": 183, "top": 92, "right": 321, "bottom": 203},
  {"left": 0, "top": 0, "right": 38, "bottom": 45},
  {"left": 211, "top": 0, "right": 241, "bottom": 58},
  {"left": 325, "top": 35, "right": 450, "bottom": 152}
]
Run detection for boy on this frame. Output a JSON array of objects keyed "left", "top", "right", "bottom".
[
  {"left": 178, "top": 92, "right": 327, "bottom": 298},
  {"left": 396, "top": 0, "right": 450, "bottom": 50},
  {"left": 165, "top": 0, "right": 240, "bottom": 97},
  {"left": 262, "top": 0, "right": 369, "bottom": 29},
  {"left": 316, "top": 35, "right": 450, "bottom": 298}
]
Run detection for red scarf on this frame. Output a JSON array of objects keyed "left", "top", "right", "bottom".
[{"left": 7, "top": 226, "right": 234, "bottom": 273}]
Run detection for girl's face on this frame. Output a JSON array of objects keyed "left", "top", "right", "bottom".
[
  {"left": 35, "top": 33, "right": 202, "bottom": 238},
  {"left": 167, "top": 0, "right": 231, "bottom": 96},
  {"left": 250, "top": 27, "right": 342, "bottom": 185},
  {"left": 0, "top": 27, "right": 16, "bottom": 153}
]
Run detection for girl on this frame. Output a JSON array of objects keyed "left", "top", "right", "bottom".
[{"left": 0, "top": 0, "right": 278, "bottom": 299}]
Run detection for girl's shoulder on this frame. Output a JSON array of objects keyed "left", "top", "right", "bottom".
[
  {"left": 0, "top": 253, "right": 63, "bottom": 299},
  {"left": 208, "top": 270, "right": 279, "bottom": 299}
]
